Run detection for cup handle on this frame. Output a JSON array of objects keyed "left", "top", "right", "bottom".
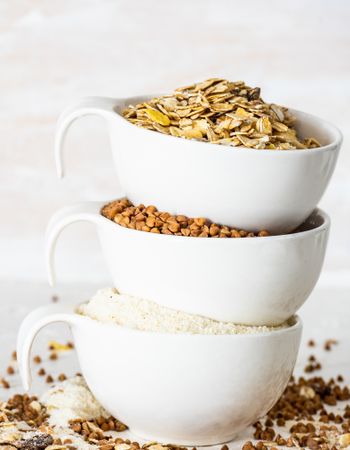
[
  {"left": 55, "top": 97, "right": 117, "bottom": 178},
  {"left": 17, "top": 304, "right": 80, "bottom": 391},
  {"left": 46, "top": 202, "right": 107, "bottom": 286}
]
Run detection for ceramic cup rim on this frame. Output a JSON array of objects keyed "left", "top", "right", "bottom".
[
  {"left": 99, "top": 205, "right": 330, "bottom": 242},
  {"left": 115, "top": 95, "right": 343, "bottom": 153},
  {"left": 74, "top": 311, "right": 302, "bottom": 339}
]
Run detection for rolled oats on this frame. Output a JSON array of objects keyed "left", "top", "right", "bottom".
[{"left": 123, "top": 79, "right": 321, "bottom": 150}]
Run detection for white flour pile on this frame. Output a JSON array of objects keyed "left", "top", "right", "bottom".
[
  {"left": 0, "top": 377, "right": 109, "bottom": 450},
  {"left": 77, "top": 288, "right": 291, "bottom": 334},
  {"left": 40, "top": 375, "right": 109, "bottom": 428}
]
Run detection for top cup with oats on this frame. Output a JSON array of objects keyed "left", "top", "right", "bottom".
[{"left": 54, "top": 78, "right": 342, "bottom": 234}]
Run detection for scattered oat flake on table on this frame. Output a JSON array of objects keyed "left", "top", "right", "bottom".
[
  {"left": 122, "top": 78, "right": 321, "bottom": 150},
  {"left": 48, "top": 341, "right": 72, "bottom": 352}
]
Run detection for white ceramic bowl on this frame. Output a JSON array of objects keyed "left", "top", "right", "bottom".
[
  {"left": 17, "top": 305, "right": 302, "bottom": 445},
  {"left": 46, "top": 202, "right": 330, "bottom": 325},
  {"left": 55, "top": 96, "right": 341, "bottom": 234}
]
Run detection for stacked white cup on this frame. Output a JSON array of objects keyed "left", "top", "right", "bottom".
[{"left": 17, "top": 94, "right": 342, "bottom": 445}]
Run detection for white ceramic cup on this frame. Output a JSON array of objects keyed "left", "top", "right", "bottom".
[
  {"left": 17, "top": 305, "right": 302, "bottom": 446},
  {"left": 46, "top": 202, "right": 330, "bottom": 325},
  {"left": 55, "top": 96, "right": 341, "bottom": 234}
]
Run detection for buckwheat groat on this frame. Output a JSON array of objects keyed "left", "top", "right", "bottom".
[{"left": 101, "top": 198, "right": 270, "bottom": 238}]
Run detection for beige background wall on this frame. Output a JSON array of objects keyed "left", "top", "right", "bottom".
[{"left": 1, "top": 0, "right": 349, "bottom": 286}]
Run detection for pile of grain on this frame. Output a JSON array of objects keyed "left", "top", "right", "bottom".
[{"left": 77, "top": 288, "right": 290, "bottom": 335}]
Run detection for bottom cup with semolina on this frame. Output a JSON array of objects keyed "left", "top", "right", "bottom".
[{"left": 17, "top": 289, "right": 302, "bottom": 446}]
